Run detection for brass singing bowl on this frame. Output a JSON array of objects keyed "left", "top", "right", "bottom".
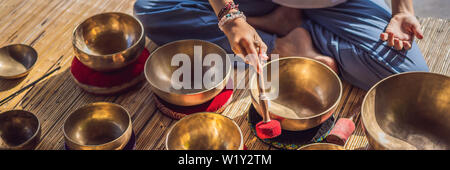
[
  {"left": 63, "top": 102, "right": 132, "bottom": 150},
  {"left": 362, "top": 72, "right": 450, "bottom": 150},
  {"left": 298, "top": 143, "right": 345, "bottom": 150},
  {"left": 145, "top": 39, "right": 231, "bottom": 106},
  {"left": 0, "top": 110, "right": 41, "bottom": 150},
  {"left": 73, "top": 12, "right": 145, "bottom": 71},
  {"left": 0, "top": 44, "right": 38, "bottom": 79},
  {"left": 166, "top": 112, "right": 243, "bottom": 150},
  {"left": 250, "top": 57, "right": 342, "bottom": 131}
]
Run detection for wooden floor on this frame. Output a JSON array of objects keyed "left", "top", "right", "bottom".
[{"left": 0, "top": 0, "right": 449, "bottom": 150}]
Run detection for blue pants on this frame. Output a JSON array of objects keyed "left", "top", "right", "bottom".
[{"left": 134, "top": 0, "right": 429, "bottom": 90}]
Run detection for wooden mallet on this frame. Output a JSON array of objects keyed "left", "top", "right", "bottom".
[
  {"left": 254, "top": 45, "right": 281, "bottom": 140},
  {"left": 326, "top": 104, "right": 360, "bottom": 145}
]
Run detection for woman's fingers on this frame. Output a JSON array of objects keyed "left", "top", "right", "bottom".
[
  {"left": 413, "top": 27, "right": 423, "bottom": 39},
  {"left": 261, "top": 53, "right": 269, "bottom": 60},
  {"left": 255, "top": 35, "right": 269, "bottom": 60},
  {"left": 380, "top": 33, "right": 389, "bottom": 41},
  {"left": 403, "top": 41, "right": 412, "bottom": 50},
  {"left": 232, "top": 44, "right": 248, "bottom": 63},
  {"left": 394, "top": 39, "right": 403, "bottom": 50},
  {"left": 412, "top": 23, "right": 424, "bottom": 39},
  {"left": 240, "top": 38, "right": 258, "bottom": 55},
  {"left": 382, "top": 32, "right": 412, "bottom": 50},
  {"left": 381, "top": 15, "right": 422, "bottom": 51},
  {"left": 240, "top": 38, "right": 261, "bottom": 73},
  {"left": 388, "top": 32, "right": 395, "bottom": 47}
]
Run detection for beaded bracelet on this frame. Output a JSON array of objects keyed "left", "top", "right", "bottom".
[
  {"left": 218, "top": 11, "right": 246, "bottom": 31},
  {"left": 217, "top": 1, "right": 239, "bottom": 20}
]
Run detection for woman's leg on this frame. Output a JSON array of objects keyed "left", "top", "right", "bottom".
[
  {"left": 272, "top": 27, "right": 339, "bottom": 72},
  {"left": 301, "top": 0, "right": 429, "bottom": 90},
  {"left": 134, "top": 0, "right": 338, "bottom": 73},
  {"left": 133, "top": 0, "right": 277, "bottom": 54},
  {"left": 246, "top": 6, "right": 338, "bottom": 73},
  {"left": 247, "top": 6, "right": 303, "bottom": 36}
]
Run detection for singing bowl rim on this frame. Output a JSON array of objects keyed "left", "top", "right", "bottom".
[
  {"left": 361, "top": 71, "right": 450, "bottom": 150},
  {"left": 72, "top": 12, "right": 145, "bottom": 57},
  {"left": 165, "top": 112, "right": 244, "bottom": 150},
  {"left": 0, "top": 109, "right": 41, "bottom": 149},
  {"left": 249, "top": 56, "right": 343, "bottom": 120},
  {"left": 0, "top": 44, "right": 38, "bottom": 79},
  {"left": 62, "top": 102, "right": 132, "bottom": 149},
  {"left": 298, "top": 143, "right": 345, "bottom": 150},
  {"left": 144, "top": 39, "right": 232, "bottom": 96}
]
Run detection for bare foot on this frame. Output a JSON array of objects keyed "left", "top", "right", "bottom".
[
  {"left": 247, "top": 6, "right": 303, "bottom": 36},
  {"left": 272, "top": 28, "right": 338, "bottom": 73}
]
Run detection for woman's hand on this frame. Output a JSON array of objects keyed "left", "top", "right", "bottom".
[
  {"left": 221, "top": 17, "right": 269, "bottom": 73},
  {"left": 380, "top": 12, "right": 424, "bottom": 51}
]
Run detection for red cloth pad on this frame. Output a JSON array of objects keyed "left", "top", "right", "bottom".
[
  {"left": 71, "top": 49, "right": 150, "bottom": 87},
  {"left": 154, "top": 86, "right": 234, "bottom": 120}
]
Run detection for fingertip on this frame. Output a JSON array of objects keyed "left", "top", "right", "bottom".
[
  {"left": 388, "top": 32, "right": 395, "bottom": 46},
  {"left": 380, "top": 33, "right": 388, "bottom": 41},
  {"left": 262, "top": 44, "right": 268, "bottom": 53},
  {"left": 261, "top": 53, "right": 269, "bottom": 60},
  {"left": 414, "top": 30, "right": 424, "bottom": 39},
  {"left": 417, "top": 33, "right": 424, "bottom": 39},
  {"left": 394, "top": 39, "right": 403, "bottom": 50},
  {"left": 412, "top": 23, "right": 424, "bottom": 39},
  {"left": 403, "top": 41, "right": 412, "bottom": 50}
]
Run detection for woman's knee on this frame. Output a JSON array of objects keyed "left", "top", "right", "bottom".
[
  {"left": 339, "top": 44, "right": 429, "bottom": 90},
  {"left": 134, "top": 0, "right": 152, "bottom": 15},
  {"left": 377, "top": 41, "right": 429, "bottom": 74}
]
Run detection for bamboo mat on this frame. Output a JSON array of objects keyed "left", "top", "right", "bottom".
[{"left": 0, "top": 0, "right": 449, "bottom": 150}]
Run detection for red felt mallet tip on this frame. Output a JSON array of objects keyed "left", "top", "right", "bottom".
[{"left": 256, "top": 120, "right": 282, "bottom": 139}]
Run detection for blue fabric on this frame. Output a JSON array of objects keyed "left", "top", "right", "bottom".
[
  {"left": 133, "top": 0, "right": 278, "bottom": 54},
  {"left": 134, "top": 0, "right": 429, "bottom": 90},
  {"left": 301, "top": 0, "right": 429, "bottom": 90}
]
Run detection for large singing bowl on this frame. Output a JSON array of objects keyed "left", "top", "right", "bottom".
[
  {"left": 362, "top": 72, "right": 450, "bottom": 150},
  {"left": 73, "top": 12, "right": 145, "bottom": 71},
  {"left": 145, "top": 40, "right": 231, "bottom": 106},
  {"left": 165, "top": 112, "right": 243, "bottom": 150},
  {"left": 250, "top": 57, "right": 342, "bottom": 131},
  {"left": 63, "top": 102, "right": 132, "bottom": 150}
]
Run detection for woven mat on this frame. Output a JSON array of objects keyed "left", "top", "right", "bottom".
[{"left": 0, "top": 0, "right": 447, "bottom": 150}]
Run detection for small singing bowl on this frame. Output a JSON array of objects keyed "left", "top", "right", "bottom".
[
  {"left": 362, "top": 72, "right": 450, "bottom": 150},
  {"left": 145, "top": 39, "right": 231, "bottom": 106},
  {"left": 0, "top": 110, "right": 41, "bottom": 150},
  {"left": 250, "top": 57, "right": 342, "bottom": 131},
  {"left": 166, "top": 112, "right": 243, "bottom": 150},
  {"left": 0, "top": 44, "right": 38, "bottom": 79},
  {"left": 63, "top": 102, "right": 132, "bottom": 150},
  {"left": 298, "top": 143, "right": 345, "bottom": 150},
  {"left": 73, "top": 12, "right": 145, "bottom": 71}
]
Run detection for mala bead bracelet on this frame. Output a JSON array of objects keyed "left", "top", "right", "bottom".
[
  {"left": 218, "top": 11, "right": 246, "bottom": 31},
  {"left": 217, "top": 1, "right": 239, "bottom": 20}
]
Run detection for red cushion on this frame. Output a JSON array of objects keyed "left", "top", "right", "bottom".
[
  {"left": 155, "top": 87, "right": 233, "bottom": 115},
  {"left": 71, "top": 49, "right": 150, "bottom": 87}
]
